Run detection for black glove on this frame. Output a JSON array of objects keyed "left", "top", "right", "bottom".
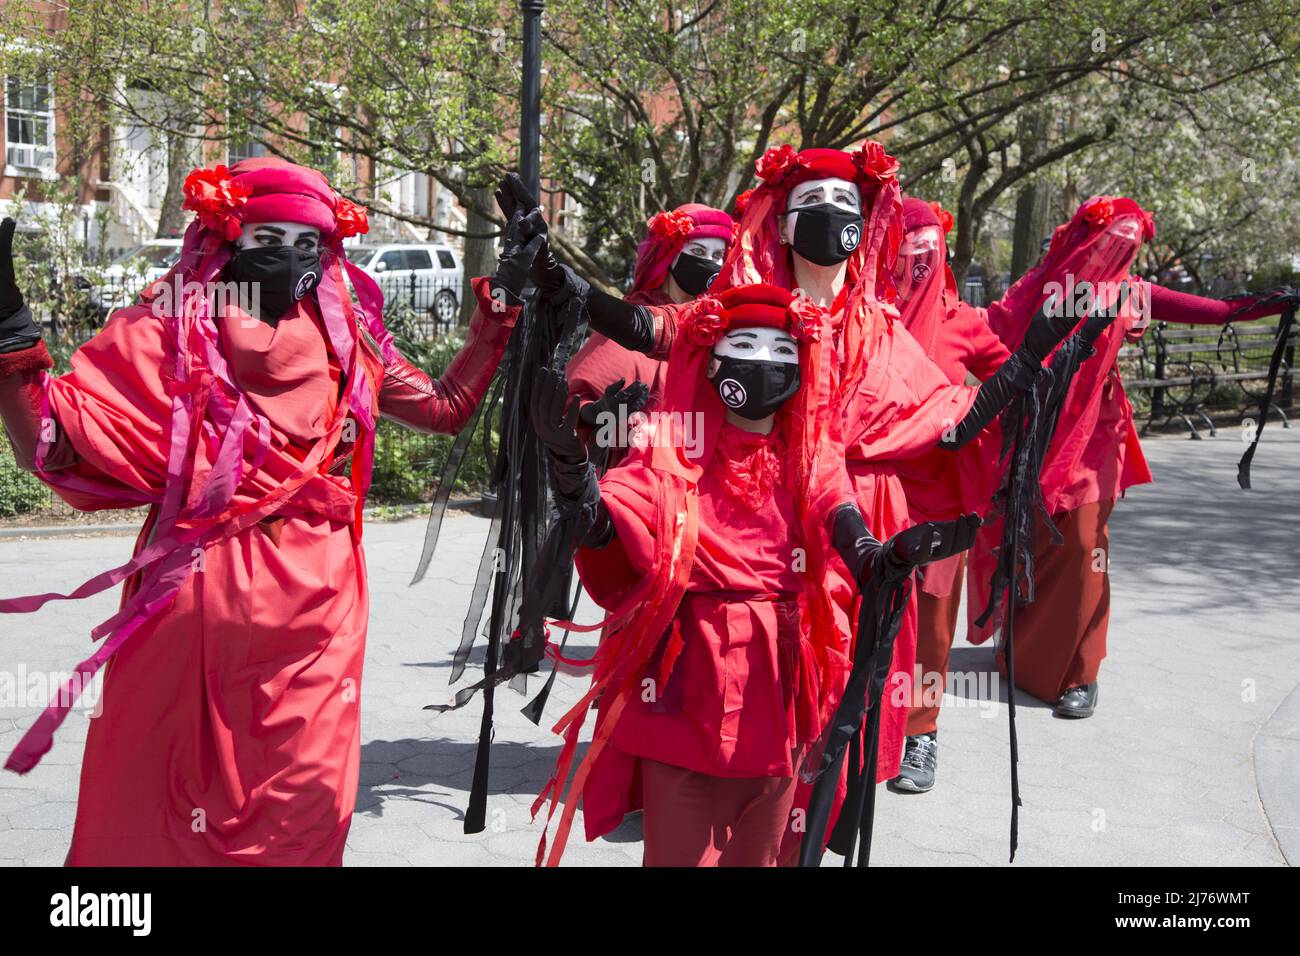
[
  {"left": 578, "top": 377, "right": 652, "bottom": 429},
  {"left": 0, "top": 219, "right": 39, "bottom": 354},
  {"left": 937, "top": 352, "right": 1037, "bottom": 450},
  {"left": 530, "top": 366, "right": 592, "bottom": 500},
  {"left": 1020, "top": 295, "right": 1080, "bottom": 365},
  {"left": 490, "top": 206, "right": 546, "bottom": 304},
  {"left": 889, "top": 513, "right": 982, "bottom": 566},
  {"left": 494, "top": 172, "right": 565, "bottom": 295},
  {"left": 833, "top": 505, "right": 981, "bottom": 590}
]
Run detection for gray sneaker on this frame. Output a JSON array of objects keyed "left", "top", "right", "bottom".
[{"left": 890, "top": 733, "right": 938, "bottom": 793}]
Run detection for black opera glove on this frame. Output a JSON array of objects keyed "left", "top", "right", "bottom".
[
  {"left": 0, "top": 218, "right": 40, "bottom": 354},
  {"left": 578, "top": 377, "right": 651, "bottom": 429},
  {"left": 833, "top": 504, "right": 981, "bottom": 591},
  {"left": 937, "top": 352, "right": 1038, "bottom": 450},
  {"left": 530, "top": 367, "right": 616, "bottom": 548}
]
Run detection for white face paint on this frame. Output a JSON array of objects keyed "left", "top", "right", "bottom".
[
  {"left": 237, "top": 221, "right": 322, "bottom": 254},
  {"left": 708, "top": 325, "right": 800, "bottom": 367},
  {"left": 677, "top": 236, "right": 727, "bottom": 265},
  {"left": 781, "top": 177, "right": 860, "bottom": 244}
]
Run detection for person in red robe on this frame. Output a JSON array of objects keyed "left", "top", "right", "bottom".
[
  {"left": 565, "top": 203, "right": 734, "bottom": 465},
  {"left": 0, "top": 158, "right": 541, "bottom": 865},
  {"left": 525, "top": 282, "right": 979, "bottom": 866},
  {"left": 887, "top": 197, "right": 1011, "bottom": 792},
  {"left": 965, "top": 195, "right": 1291, "bottom": 719},
  {"left": 518, "top": 141, "right": 1089, "bottom": 862}
]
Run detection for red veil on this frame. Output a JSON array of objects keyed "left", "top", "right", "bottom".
[
  {"left": 532, "top": 284, "right": 857, "bottom": 866},
  {"left": 966, "top": 196, "right": 1156, "bottom": 644}
]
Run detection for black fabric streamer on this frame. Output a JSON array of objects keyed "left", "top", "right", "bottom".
[
  {"left": 798, "top": 560, "right": 910, "bottom": 868},
  {"left": 422, "top": 271, "right": 589, "bottom": 834},
  {"left": 973, "top": 331, "right": 1096, "bottom": 862},
  {"left": 1236, "top": 299, "right": 1297, "bottom": 490}
]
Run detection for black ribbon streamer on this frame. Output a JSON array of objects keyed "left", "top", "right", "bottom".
[
  {"left": 1235, "top": 297, "right": 1297, "bottom": 490},
  {"left": 798, "top": 561, "right": 910, "bottom": 868},
  {"left": 422, "top": 273, "right": 589, "bottom": 835},
  {"left": 974, "top": 331, "right": 1095, "bottom": 862}
]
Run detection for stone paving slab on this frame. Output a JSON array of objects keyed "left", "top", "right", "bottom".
[{"left": 1, "top": 428, "right": 1297, "bottom": 866}]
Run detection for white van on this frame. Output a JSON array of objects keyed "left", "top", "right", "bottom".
[{"left": 345, "top": 243, "right": 463, "bottom": 328}]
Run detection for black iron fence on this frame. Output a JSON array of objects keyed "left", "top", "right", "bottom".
[
  {"left": 1121, "top": 317, "right": 1296, "bottom": 438},
  {"left": 4, "top": 292, "right": 1296, "bottom": 523}
]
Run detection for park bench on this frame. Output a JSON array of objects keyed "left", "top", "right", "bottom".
[{"left": 1122, "top": 316, "right": 1296, "bottom": 439}]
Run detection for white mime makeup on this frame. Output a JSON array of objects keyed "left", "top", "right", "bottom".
[
  {"left": 707, "top": 326, "right": 800, "bottom": 372},
  {"left": 676, "top": 236, "right": 727, "bottom": 266},
  {"left": 781, "top": 177, "right": 861, "bottom": 244},
  {"left": 237, "top": 221, "right": 323, "bottom": 253}
]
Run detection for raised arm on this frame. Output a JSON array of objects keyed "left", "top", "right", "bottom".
[
  {"left": 1147, "top": 281, "right": 1297, "bottom": 326},
  {"left": 0, "top": 218, "right": 78, "bottom": 472}
]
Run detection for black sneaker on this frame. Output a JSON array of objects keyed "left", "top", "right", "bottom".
[{"left": 890, "top": 732, "right": 938, "bottom": 793}]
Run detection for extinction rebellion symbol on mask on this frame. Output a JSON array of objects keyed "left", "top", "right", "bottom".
[
  {"left": 295, "top": 272, "right": 319, "bottom": 301},
  {"left": 839, "top": 222, "right": 861, "bottom": 253},
  {"left": 719, "top": 378, "right": 747, "bottom": 409}
]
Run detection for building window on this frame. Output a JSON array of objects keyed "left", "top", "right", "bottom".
[
  {"left": 227, "top": 135, "right": 267, "bottom": 165},
  {"left": 4, "top": 76, "right": 56, "bottom": 175}
]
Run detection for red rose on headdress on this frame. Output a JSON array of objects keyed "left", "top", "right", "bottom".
[
  {"left": 334, "top": 197, "right": 370, "bottom": 239},
  {"left": 929, "top": 201, "right": 955, "bottom": 234},
  {"left": 733, "top": 188, "right": 754, "bottom": 220},
  {"left": 1082, "top": 197, "right": 1115, "bottom": 227},
  {"left": 755, "top": 144, "right": 809, "bottom": 185},
  {"left": 851, "top": 141, "right": 899, "bottom": 183},
  {"left": 787, "top": 295, "right": 826, "bottom": 343},
  {"left": 648, "top": 209, "right": 694, "bottom": 242},
  {"left": 682, "top": 296, "right": 727, "bottom": 346},
  {"left": 182, "top": 165, "right": 252, "bottom": 241}
]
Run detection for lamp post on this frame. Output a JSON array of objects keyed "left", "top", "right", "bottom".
[{"left": 520, "top": 0, "right": 544, "bottom": 201}]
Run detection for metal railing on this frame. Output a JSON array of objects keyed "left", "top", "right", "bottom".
[{"left": 1121, "top": 318, "right": 1296, "bottom": 438}]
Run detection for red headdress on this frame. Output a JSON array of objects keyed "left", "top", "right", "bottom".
[
  {"left": 628, "top": 203, "right": 736, "bottom": 305},
  {"left": 532, "top": 283, "right": 856, "bottom": 866},
  {"left": 895, "top": 195, "right": 961, "bottom": 355},
  {"left": 713, "top": 140, "right": 905, "bottom": 394}
]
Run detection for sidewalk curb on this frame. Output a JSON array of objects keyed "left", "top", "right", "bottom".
[{"left": 1253, "top": 682, "right": 1300, "bottom": 866}]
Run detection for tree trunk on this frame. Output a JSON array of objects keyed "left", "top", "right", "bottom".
[
  {"left": 156, "top": 129, "right": 193, "bottom": 238},
  {"left": 460, "top": 184, "right": 496, "bottom": 327}
]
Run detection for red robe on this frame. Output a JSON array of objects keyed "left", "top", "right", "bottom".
[
  {"left": 0, "top": 278, "right": 517, "bottom": 865},
  {"left": 641, "top": 298, "right": 981, "bottom": 781},
  {"left": 575, "top": 424, "right": 821, "bottom": 841}
]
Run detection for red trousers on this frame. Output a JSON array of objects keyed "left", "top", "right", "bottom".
[
  {"left": 640, "top": 759, "right": 797, "bottom": 867},
  {"left": 907, "top": 553, "right": 967, "bottom": 737},
  {"left": 999, "top": 497, "right": 1114, "bottom": 702}
]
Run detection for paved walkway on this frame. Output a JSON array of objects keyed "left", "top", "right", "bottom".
[{"left": 1, "top": 430, "right": 1297, "bottom": 866}]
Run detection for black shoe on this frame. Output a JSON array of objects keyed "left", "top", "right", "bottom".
[
  {"left": 890, "top": 733, "right": 938, "bottom": 793},
  {"left": 1053, "top": 682, "right": 1098, "bottom": 719}
]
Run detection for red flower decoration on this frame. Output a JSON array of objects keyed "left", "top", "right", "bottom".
[
  {"left": 732, "top": 188, "right": 755, "bottom": 220},
  {"left": 334, "top": 197, "right": 370, "bottom": 239},
  {"left": 755, "top": 144, "right": 809, "bottom": 185},
  {"left": 851, "top": 141, "right": 899, "bottom": 183},
  {"left": 681, "top": 296, "right": 727, "bottom": 346},
  {"left": 929, "top": 201, "right": 955, "bottom": 234},
  {"left": 182, "top": 164, "right": 252, "bottom": 241},
  {"left": 648, "top": 209, "right": 694, "bottom": 242},
  {"left": 1082, "top": 197, "right": 1115, "bottom": 227},
  {"left": 787, "top": 295, "right": 826, "bottom": 343}
]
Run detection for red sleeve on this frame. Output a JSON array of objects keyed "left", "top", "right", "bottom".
[
  {"left": 845, "top": 324, "right": 978, "bottom": 463},
  {"left": 377, "top": 276, "right": 518, "bottom": 435},
  {"left": 0, "top": 341, "right": 79, "bottom": 472},
  {"left": 954, "top": 304, "right": 1011, "bottom": 382},
  {"left": 572, "top": 466, "right": 659, "bottom": 610},
  {"left": 1148, "top": 282, "right": 1285, "bottom": 326}
]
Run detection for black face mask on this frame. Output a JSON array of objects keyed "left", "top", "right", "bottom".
[
  {"left": 789, "top": 203, "right": 864, "bottom": 266},
  {"left": 229, "top": 246, "right": 322, "bottom": 325},
  {"left": 711, "top": 355, "right": 801, "bottom": 420},
  {"left": 670, "top": 252, "right": 720, "bottom": 296}
]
